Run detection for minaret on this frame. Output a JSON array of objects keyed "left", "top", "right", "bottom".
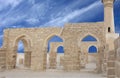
[{"left": 102, "top": 0, "right": 115, "bottom": 33}]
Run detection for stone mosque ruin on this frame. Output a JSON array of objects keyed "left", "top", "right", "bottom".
[{"left": 0, "top": 0, "right": 120, "bottom": 78}]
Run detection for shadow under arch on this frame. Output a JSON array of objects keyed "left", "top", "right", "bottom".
[{"left": 13, "top": 35, "right": 32, "bottom": 69}]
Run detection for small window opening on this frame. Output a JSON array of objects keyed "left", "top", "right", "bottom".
[{"left": 108, "top": 27, "right": 111, "bottom": 32}]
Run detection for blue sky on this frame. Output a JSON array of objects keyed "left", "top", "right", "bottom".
[{"left": 0, "top": 0, "right": 120, "bottom": 49}]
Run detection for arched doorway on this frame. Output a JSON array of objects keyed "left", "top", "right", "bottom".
[
  {"left": 45, "top": 35, "right": 63, "bottom": 69},
  {"left": 57, "top": 46, "right": 64, "bottom": 69},
  {"left": 86, "top": 45, "right": 97, "bottom": 72},
  {"left": 80, "top": 35, "right": 98, "bottom": 72},
  {"left": 16, "top": 40, "right": 24, "bottom": 68},
  {"left": 13, "top": 36, "right": 31, "bottom": 69}
]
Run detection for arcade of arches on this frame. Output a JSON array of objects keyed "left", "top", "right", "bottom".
[{"left": 0, "top": 0, "right": 120, "bottom": 78}]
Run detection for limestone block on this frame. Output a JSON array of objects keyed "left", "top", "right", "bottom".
[
  {"left": 107, "top": 69, "right": 115, "bottom": 75},
  {"left": 60, "top": 56, "right": 64, "bottom": 66},
  {"left": 107, "top": 61, "right": 115, "bottom": 67},
  {"left": 19, "top": 58, "right": 23, "bottom": 64}
]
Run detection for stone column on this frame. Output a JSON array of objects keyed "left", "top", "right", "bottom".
[
  {"left": 107, "top": 50, "right": 116, "bottom": 78},
  {"left": 0, "top": 49, "right": 6, "bottom": 71},
  {"left": 43, "top": 47, "right": 47, "bottom": 70},
  {"left": 24, "top": 51, "right": 31, "bottom": 68},
  {"left": 49, "top": 51, "right": 57, "bottom": 69},
  {"left": 97, "top": 46, "right": 104, "bottom": 73},
  {"left": 102, "top": 44, "right": 109, "bottom": 76},
  {"left": 116, "top": 48, "right": 120, "bottom": 78},
  {"left": 63, "top": 40, "right": 80, "bottom": 71}
]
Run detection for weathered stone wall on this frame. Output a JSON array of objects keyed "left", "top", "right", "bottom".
[
  {"left": 3, "top": 28, "right": 62, "bottom": 71},
  {"left": 0, "top": 48, "right": 6, "bottom": 71},
  {"left": 79, "top": 42, "right": 98, "bottom": 67},
  {"left": 61, "top": 22, "right": 106, "bottom": 71},
  {"left": 107, "top": 50, "right": 116, "bottom": 78},
  {"left": 0, "top": 22, "right": 117, "bottom": 72},
  {"left": 49, "top": 42, "right": 63, "bottom": 69},
  {"left": 114, "top": 36, "right": 120, "bottom": 78}
]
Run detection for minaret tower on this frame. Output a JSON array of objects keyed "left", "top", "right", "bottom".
[{"left": 102, "top": 0, "right": 115, "bottom": 33}]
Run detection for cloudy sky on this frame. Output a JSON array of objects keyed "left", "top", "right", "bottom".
[{"left": 0, "top": 0, "right": 120, "bottom": 48}]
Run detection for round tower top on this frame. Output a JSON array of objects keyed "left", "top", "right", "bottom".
[
  {"left": 102, "top": 0, "right": 115, "bottom": 3},
  {"left": 102, "top": 0, "right": 115, "bottom": 7}
]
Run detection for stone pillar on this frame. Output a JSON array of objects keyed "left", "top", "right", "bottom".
[
  {"left": 63, "top": 40, "right": 80, "bottom": 71},
  {"left": 43, "top": 47, "right": 47, "bottom": 70},
  {"left": 60, "top": 56, "right": 64, "bottom": 66},
  {"left": 80, "top": 51, "right": 85, "bottom": 68},
  {"left": 102, "top": 44, "right": 109, "bottom": 76},
  {"left": 19, "top": 58, "right": 23, "bottom": 65},
  {"left": 24, "top": 51, "right": 31, "bottom": 68},
  {"left": 97, "top": 46, "right": 104, "bottom": 73},
  {"left": 0, "top": 49, "right": 6, "bottom": 71},
  {"left": 107, "top": 50, "right": 116, "bottom": 78},
  {"left": 115, "top": 48, "right": 120, "bottom": 78},
  {"left": 102, "top": 0, "right": 115, "bottom": 33},
  {"left": 49, "top": 51, "right": 57, "bottom": 69}
]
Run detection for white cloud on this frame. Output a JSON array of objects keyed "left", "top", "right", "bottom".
[
  {"left": 44, "top": 1, "right": 101, "bottom": 26},
  {"left": 0, "top": 0, "right": 22, "bottom": 10},
  {"left": 26, "top": 18, "right": 39, "bottom": 24}
]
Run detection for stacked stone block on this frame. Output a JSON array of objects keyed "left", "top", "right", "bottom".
[
  {"left": 49, "top": 52, "right": 57, "bottom": 69},
  {"left": 114, "top": 37, "right": 120, "bottom": 78},
  {"left": 60, "top": 56, "right": 64, "bottom": 66},
  {"left": 0, "top": 49, "right": 6, "bottom": 70},
  {"left": 107, "top": 50, "right": 116, "bottom": 78},
  {"left": 24, "top": 51, "right": 31, "bottom": 68}
]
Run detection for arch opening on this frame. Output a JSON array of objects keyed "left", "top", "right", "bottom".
[
  {"left": 84, "top": 45, "right": 98, "bottom": 72},
  {"left": 13, "top": 36, "right": 31, "bottom": 69},
  {"left": 56, "top": 46, "right": 64, "bottom": 69},
  {"left": 16, "top": 40, "right": 25, "bottom": 68},
  {"left": 82, "top": 35, "right": 97, "bottom": 42},
  {"left": 88, "top": 46, "right": 97, "bottom": 53},
  {"left": 57, "top": 46, "right": 64, "bottom": 53},
  {"left": 45, "top": 35, "right": 64, "bottom": 69},
  {"left": 47, "top": 35, "right": 63, "bottom": 52}
]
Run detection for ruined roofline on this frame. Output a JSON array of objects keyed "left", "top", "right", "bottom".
[
  {"left": 64, "top": 22, "right": 104, "bottom": 28},
  {"left": 65, "top": 22, "right": 104, "bottom": 25},
  {"left": 4, "top": 27, "right": 63, "bottom": 31}
]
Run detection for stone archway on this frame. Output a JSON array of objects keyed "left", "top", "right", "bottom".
[
  {"left": 43, "top": 34, "right": 64, "bottom": 70},
  {"left": 78, "top": 33, "right": 102, "bottom": 73},
  {"left": 86, "top": 45, "right": 98, "bottom": 72},
  {"left": 49, "top": 42, "right": 64, "bottom": 69},
  {"left": 7, "top": 35, "right": 32, "bottom": 69}
]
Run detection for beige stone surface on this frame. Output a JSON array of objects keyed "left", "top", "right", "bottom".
[{"left": 0, "top": 0, "right": 119, "bottom": 78}]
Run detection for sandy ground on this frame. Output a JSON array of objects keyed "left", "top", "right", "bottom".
[
  {"left": 0, "top": 69, "right": 106, "bottom": 78},
  {"left": 0, "top": 53, "right": 106, "bottom": 78}
]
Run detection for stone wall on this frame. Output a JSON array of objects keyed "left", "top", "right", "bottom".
[
  {"left": 114, "top": 36, "right": 120, "bottom": 78},
  {"left": 79, "top": 42, "right": 98, "bottom": 67},
  {"left": 61, "top": 22, "right": 106, "bottom": 71},
  {"left": 0, "top": 22, "right": 115, "bottom": 72},
  {"left": 0, "top": 48, "right": 6, "bottom": 71},
  {"left": 49, "top": 42, "right": 63, "bottom": 69},
  {"left": 3, "top": 27, "right": 62, "bottom": 71}
]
